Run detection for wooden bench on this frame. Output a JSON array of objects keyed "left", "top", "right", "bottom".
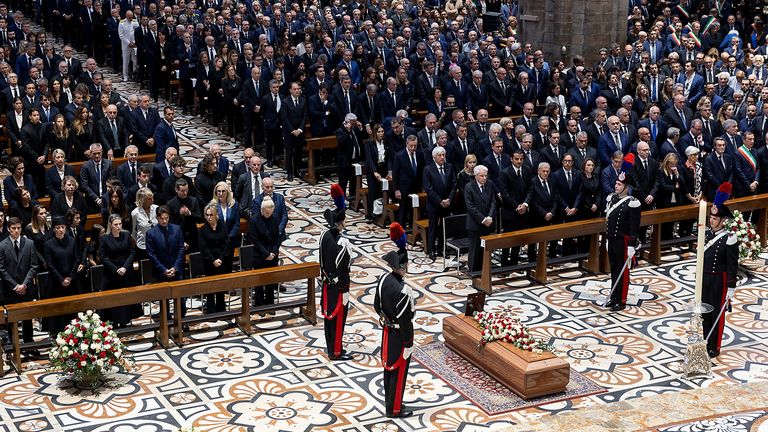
[
  {"left": 408, "top": 192, "right": 429, "bottom": 250},
  {"left": 350, "top": 165, "right": 368, "bottom": 214},
  {"left": 1, "top": 262, "right": 320, "bottom": 374},
  {"left": 303, "top": 135, "right": 337, "bottom": 185},
  {"left": 473, "top": 219, "right": 604, "bottom": 294}
]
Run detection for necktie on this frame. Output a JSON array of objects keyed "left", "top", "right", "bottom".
[
  {"left": 527, "top": 119, "right": 532, "bottom": 130},
  {"left": 651, "top": 77, "right": 657, "bottom": 101},
  {"left": 96, "top": 163, "right": 102, "bottom": 194},
  {"left": 543, "top": 180, "right": 549, "bottom": 195},
  {"left": 429, "top": 130, "right": 434, "bottom": 147},
  {"left": 719, "top": 155, "right": 725, "bottom": 170},
  {"left": 439, "top": 164, "right": 445, "bottom": 180},
  {"left": 651, "top": 122, "right": 657, "bottom": 141},
  {"left": 410, "top": 152, "right": 417, "bottom": 174},
  {"left": 344, "top": 90, "right": 350, "bottom": 112},
  {"left": 622, "top": 125, "right": 628, "bottom": 136},
  {"left": 368, "top": 96, "right": 373, "bottom": 111},
  {"left": 581, "top": 148, "right": 586, "bottom": 159},
  {"left": 553, "top": 147, "right": 559, "bottom": 159},
  {"left": 11, "top": 87, "right": 16, "bottom": 98},
  {"left": 456, "top": 80, "right": 461, "bottom": 93},
  {"left": 391, "top": 92, "right": 396, "bottom": 106},
  {"left": 516, "top": 168, "right": 522, "bottom": 181},
  {"left": 496, "top": 155, "right": 501, "bottom": 168},
  {"left": 294, "top": 98, "right": 298, "bottom": 107},
  {"left": 44, "top": 108, "right": 49, "bottom": 121},
  {"left": 679, "top": 110, "right": 686, "bottom": 129},
  {"left": 480, "top": 185, "right": 484, "bottom": 195},
  {"left": 526, "top": 151, "right": 532, "bottom": 165},
  {"left": 209, "top": 47, "right": 214, "bottom": 60},
  {"left": 67, "top": 58, "right": 71, "bottom": 69},
  {"left": 351, "top": 132, "right": 359, "bottom": 159},
  {"left": 642, "top": 159, "right": 647, "bottom": 171},
  {"left": 566, "top": 171, "right": 572, "bottom": 187},
  {"left": 500, "top": 81, "right": 506, "bottom": 93},
  {"left": 428, "top": 75, "right": 433, "bottom": 88},
  {"left": 613, "top": 133, "right": 620, "bottom": 147},
  {"left": 748, "top": 119, "right": 753, "bottom": 128},
  {"left": 461, "top": 139, "right": 467, "bottom": 154},
  {"left": 131, "top": 163, "right": 136, "bottom": 180},
  {"left": 111, "top": 120, "right": 118, "bottom": 144},
  {"left": 13, "top": 240, "right": 19, "bottom": 255},
  {"left": 613, "top": 87, "right": 619, "bottom": 99}
]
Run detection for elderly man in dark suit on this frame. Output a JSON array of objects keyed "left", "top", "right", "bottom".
[
  {"left": 567, "top": 131, "right": 599, "bottom": 172},
  {"left": 422, "top": 146, "right": 456, "bottom": 259},
  {"left": 392, "top": 135, "right": 424, "bottom": 228},
  {"left": 704, "top": 137, "right": 735, "bottom": 200},
  {"left": 465, "top": 164, "right": 497, "bottom": 272},
  {"left": 527, "top": 162, "right": 560, "bottom": 257},
  {"left": 251, "top": 176, "right": 289, "bottom": 243},
  {"left": 281, "top": 82, "right": 307, "bottom": 181},
  {"left": 236, "top": 66, "right": 266, "bottom": 150},
  {"left": 132, "top": 94, "right": 161, "bottom": 155},
  {"left": 336, "top": 113, "right": 365, "bottom": 199},
  {"left": 553, "top": 154, "right": 582, "bottom": 255},
  {"left": 79, "top": 143, "right": 113, "bottom": 212},
  {"left": 97, "top": 104, "right": 129, "bottom": 158},
  {"left": 0, "top": 217, "right": 39, "bottom": 346}
]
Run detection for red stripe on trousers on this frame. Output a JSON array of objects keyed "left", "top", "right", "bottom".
[
  {"left": 716, "top": 276, "right": 728, "bottom": 352},
  {"left": 621, "top": 236, "right": 630, "bottom": 303}
]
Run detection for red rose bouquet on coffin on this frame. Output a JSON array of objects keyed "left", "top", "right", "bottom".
[
  {"left": 48, "top": 310, "right": 134, "bottom": 388},
  {"left": 473, "top": 310, "right": 554, "bottom": 354},
  {"left": 725, "top": 210, "right": 763, "bottom": 260}
]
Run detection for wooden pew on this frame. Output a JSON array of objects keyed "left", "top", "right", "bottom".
[
  {"left": 303, "top": 135, "right": 337, "bottom": 185},
  {"left": 408, "top": 193, "right": 429, "bottom": 250},
  {"left": 167, "top": 262, "right": 319, "bottom": 345},
  {"left": 1, "top": 262, "right": 320, "bottom": 374},
  {"left": 473, "top": 219, "right": 604, "bottom": 293}
]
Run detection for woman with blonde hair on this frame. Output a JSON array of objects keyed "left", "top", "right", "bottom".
[
  {"left": 199, "top": 203, "right": 231, "bottom": 313},
  {"left": 131, "top": 187, "right": 158, "bottom": 262},
  {"left": 656, "top": 152, "right": 687, "bottom": 240},
  {"left": 211, "top": 181, "right": 241, "bottom": 254},
  {"left": 455, "top": 154, "right": 478, "bottom": 213}
]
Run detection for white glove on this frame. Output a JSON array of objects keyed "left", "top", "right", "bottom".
[
  {"left": 403, "top": 346, "right": 413, "bottom": 359},
  {"left": 605, "top": 242, "right": 609, "bottom": 252},
  {"left": 342, "top": 292, "right": 350, "bottom": 305},
  {"left": 337, "top": 237, "right": 351, "bottom": 248},
  {"left": 727, "top": 287, "right": 736, "bottom": 300},
  {"left": 627, "top": 247, "right": 636, "bottom": 258}
]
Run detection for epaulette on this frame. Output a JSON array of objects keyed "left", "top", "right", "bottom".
[
  {"left": 727, "top": 232, "right": 738, "bottom": 245},
  {"left": 628, "top": 197, "right": 641, "bottom": 208}
]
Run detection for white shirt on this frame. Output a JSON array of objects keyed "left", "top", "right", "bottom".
[{"left": 131, "top": 204, "right": 158, "bottom": 250}]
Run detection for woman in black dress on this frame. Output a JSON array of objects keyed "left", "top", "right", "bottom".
[
  {"left": 24, "top": 204, "right": 50, "bottom": 263},
  {"left": 221, "top": 64, "right": 242, "bottom": 140},
  {"left": 199, "top": 203, "right": 231, "bottom": 313},
  {"left": 44, "top": 217, "right": 84, "bottom": 335},
  {"left": 9, "top": 186, "right": 38, "bottom": 229},
  {"left": 51, "top": 175, "right": 88, "bottom": 227},
  {"left": 70, "top": 107, "right": 95, "bottom": 162},
  {"left": 102, "top": 185, "right": 132, "bottom": 229},
  {"left": 578, "top": 158, "right": 602, "bottom": 253},
  {"left": 249, "top": 197, "right": 283, "bottom": 309},
  {"left": 99, "top": 214, "right": 140, "bottom": 328},
  {"left": 656, "top": 153, "right": 687, "bottom": 241}
]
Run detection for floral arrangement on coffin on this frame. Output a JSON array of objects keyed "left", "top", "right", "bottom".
[
  {"left": 725, "top": 210, "right": 763, "bottom": 261},
  {"left": 473, "top": 310, "right": 554, "bottom": 354},
  {"left": 48, "top": 310, "right": 134, "bottom": 389}
]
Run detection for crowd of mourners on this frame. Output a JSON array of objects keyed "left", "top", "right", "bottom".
[{"left": 0, "top": 0, "right": 766, "bottom": 353}]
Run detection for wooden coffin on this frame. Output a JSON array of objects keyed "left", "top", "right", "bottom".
[{"left": 443, "top": 314, "right": 570, "bottom": 399}]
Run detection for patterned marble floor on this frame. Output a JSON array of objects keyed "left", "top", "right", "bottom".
[{"left": 2, "top": 27, "right": 768, "bottom": 432}]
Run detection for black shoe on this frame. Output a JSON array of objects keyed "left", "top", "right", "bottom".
[
  {"left": 279, "top": 285, "right": 287, "bottom": 293},
  {"left": 386, "top": 410, "right": 414, "bottom": 418},
  {"left": 610, "top": 303, "right": 626, "bottom": 312},
  {"left": 287, "top": 174, "right": 294, "bottom": 181},
  {"left": 25, "top": 349, "right": 41, "bottom": 359},
  {"left": 603, "top": 300, "right": 616, "bottom": 308},
  {"left": 429, "top": 252, "right": 437, "bottom": 260},
  {"left": 708, "top": 349, "right": 720, "bottom": 358},
  {"left": 329, "top": 353, "right": 354, "bottom": 361}
]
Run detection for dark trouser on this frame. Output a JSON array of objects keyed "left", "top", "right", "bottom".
[
  {"left": 428, "top": 208, "right": 450, "bottom": 254},
  {"left": 468, "top": 226, "right": 493, "bottom": 272},
  {"left": 561, "top": 213, "right": 579, "bottom": 256},
  {"left": 263, "top": 127, "right": 282, "bottom": 163},
  {"left": 338, "top": 164, "right": 357, "bottom": 199},
  {"left": 205, "top": 259, "right": 232, "bottom": 313},
  {"left": 284, "top": 133, "right": 305, "bottom": 177},
  {"left": 322, "top": 282, "right": 349, "bottom": 357},
  {"left": 702, "top": 272, "right": 728, "bottom": 354},
  {"left": 608, "top": 236, "right": 631, "bottom": 306},
  {"left": 397, "top": 194, "right": 414, "bottom": 229},
  {"left": 382, "top": 326, "right": 411, "bottom": 417},
  {"left": 243, "top": 111, "right": 264, "bottom": 150},
  {"left": 366, "top": 163, "right": 388, "bottom": 217}
]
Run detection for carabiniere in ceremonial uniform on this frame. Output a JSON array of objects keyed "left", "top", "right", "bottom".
[
  {"left": 604, "top": 154, "right": 641, "bottom": 311},
  {"left": 374, "top": 224, "right": 416, "bottom": 418},
  {"left": 702, "top": 182, "right": 738, "bottom": 358},
  {"left": 319, "top": 184, "right": 354, "bottom": 361}
]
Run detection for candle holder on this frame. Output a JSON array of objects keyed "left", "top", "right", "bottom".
[{"left": 681, "top": 300, "right": 714, "bottom": 378}]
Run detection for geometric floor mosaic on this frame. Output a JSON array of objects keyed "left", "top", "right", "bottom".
[{"left": 2, "top": 27, "right": 768, "bottom": 431}]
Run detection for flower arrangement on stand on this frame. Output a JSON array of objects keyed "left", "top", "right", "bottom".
[
  {"left": 48, "top": 310, "right": 134, "bottom": 391},
  {"left": 725, "top": 210, "right": 763, "bottom": 261},
  {"left": 473, "top": 310, "right": 554, "bottom": 354}
]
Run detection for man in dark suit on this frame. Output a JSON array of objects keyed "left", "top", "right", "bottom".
[
  {"left": 126, "top": 165, "right": 157, "bottom": 211},
  {"left": 569, "top": 77, "right": 597, "bottom": 115},
  {"left": 638, "top": 105, "right": 668, "bottom": 148},
  {"left": 146, "top": 206, "right": 186, "bottom": 317},
  {"left": 422, "top": 146, "right": 456, "bottom": 259},
  {"left": 553, "top": 154, "right": 582, "bottom": 255},
  {"left": 336, "top": 114, "right": 365, "bottom": 199},
  {"left": 281, "top": 82, "right": 307, "bottom": 181},
  {"left": 167, "top": 178, "right": 203, "bottom": 253},
  {"left": 487, "top": 67, "right": 514, "bottom": 117},
  {"left": 520, "top": 133, "right": 541, "bottom": 172},
  {"left": 482, "top": 138, "right": 510, "bottom": 186},
  {"left": 97, "top": 104, "right": 129, "bottom": 157},
  {"left": 331, "top": 75, "right": 358, "bottom": 125},
  {"left": 236, "top": 66, "right": 266, "bottom": 150},
  {"left": 392, "top": 136, "right": 424, "bottom": 228},
  {"left": 663, "top": 94, "right": 695, "bottom": 132},
  {"left": 540, "top": 130, "right": 567, "bottom": 172},
  {"left": 234, "top": 154, "right": 265, "bottom": 218},
  {"left": 79, "top": 143, "right": 113, "bottom": 212},
  {"left": 465, "top": 165, "right": 497, "bottom": 272},
  {"left": 19, "top": 108, "right": 47, "bottom": 194},
  {"left": 732, "top": 131, "right": 761, "bottom": 199},
  {"left": 251, "top": 176, "right": 289, "bottom": 242},
  {"left": 379, "top": 77, "right": 404, "bottom": 121},
  {"left": 152, "top": 146, "right": 177, "bottom": 193},
  {"left": 132, "top": 94, "right": 162, "bottom": 155},
  {"left": 527, "top": 162, "right": 559, "bottom": 257},
  {"left": 153, "top": 106, "right": 179, "bottom": 163},
  {"left": 116, "top": 145, "right": 141, "bottom": 190},
  {"left": 260, "top": 79, "right": 283, "bottom": 166},
  {"left": 499, "top": 150, "right": 533, "bottom": 265},
  {"left": 38, "top": 94, "right": 59, "bottom": 124},
  {"left": 567, "top": 131, "right": 599, "bottom": 172},
  {"left": 598, "top": 115, "right": 631, "bottom": 166},
  {"left": 448, "top": 122, "right": 477, "bottom": 173},
  {"left": 355, "top": 84, "right": 381, "bottom": 133},
  {"left": 0, "top": 217, "right": 39, "bottom": 345},
  {"left": 631, "top": 141, "right": 659, "bottom": 211},
  {"left": 466, "top": 71, "right": 489, "bottom": 118}
]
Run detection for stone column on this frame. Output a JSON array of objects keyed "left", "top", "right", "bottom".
[{"left": 518, "top": 0, "right": 628, "bottom": 65}]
